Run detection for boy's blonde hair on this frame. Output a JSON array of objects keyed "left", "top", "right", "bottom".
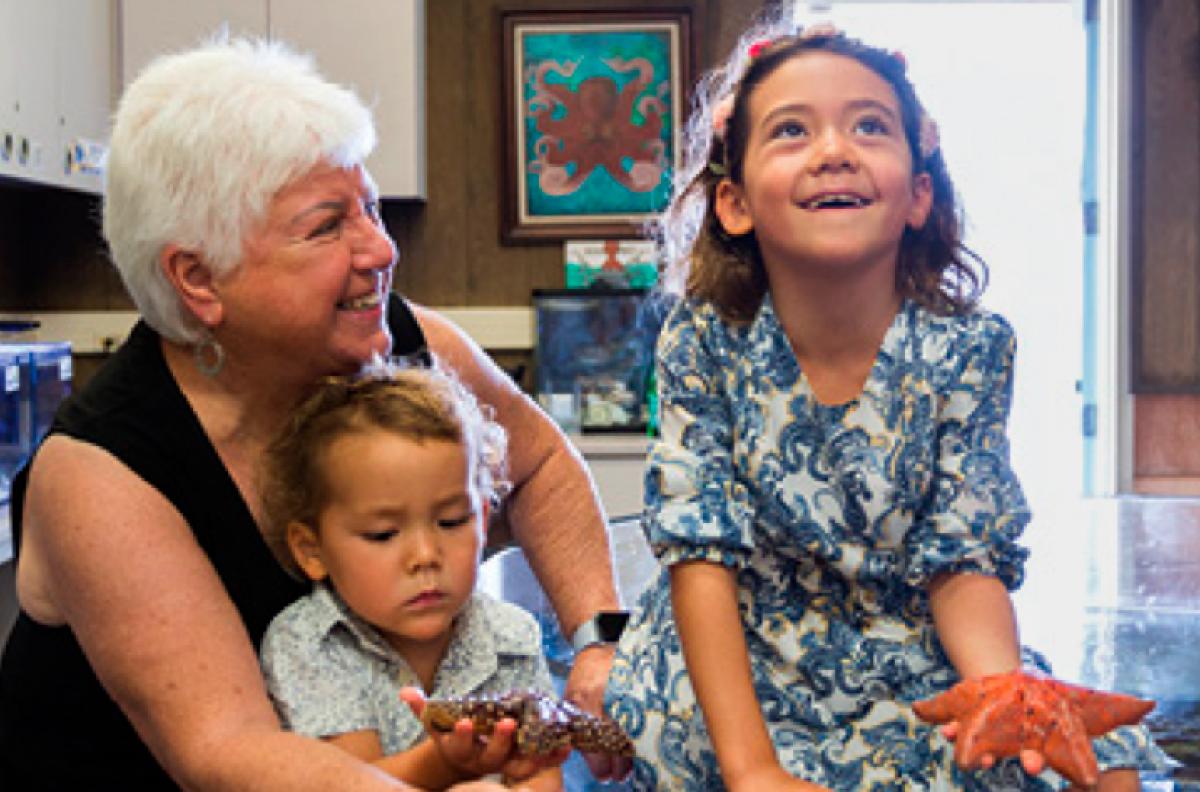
[{"left": 259, "top": 359, "right": 508, "bottom": 580}]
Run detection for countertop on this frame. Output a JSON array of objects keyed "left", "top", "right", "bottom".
[{"left": 568, "top": 432, "right": 651, "bottom": 457}]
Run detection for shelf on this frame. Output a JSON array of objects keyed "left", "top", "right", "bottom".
[
  {"left": 569, "top": 433, "right": 651, "bottom": 458},
  {"left": 6, "top": 307, "right": 534, "bottom": 354}
]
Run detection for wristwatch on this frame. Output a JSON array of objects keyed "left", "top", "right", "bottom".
[{"left": 569, "top": 610, "right": 631, "bottom": 652}]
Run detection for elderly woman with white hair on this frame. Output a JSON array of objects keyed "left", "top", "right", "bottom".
[{"left": 0, "top": 39, "right": 627, "bottom": 790}]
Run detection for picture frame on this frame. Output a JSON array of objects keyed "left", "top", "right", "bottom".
[{"left": 499, "top": 7, "right": 693, "bottom": 243}]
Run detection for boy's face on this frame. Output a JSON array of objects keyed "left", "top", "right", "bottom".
[{"left": 288, "top": 430, "right": 485, "bottom": 659}]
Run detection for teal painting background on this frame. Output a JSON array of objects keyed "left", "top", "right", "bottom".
[{"left": 521, "top": 27, "right": 674, "bottom": 219}]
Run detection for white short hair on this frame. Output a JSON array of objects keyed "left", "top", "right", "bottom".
[{"left": 103, "top": 37, "right": 377, "bottom": 344}]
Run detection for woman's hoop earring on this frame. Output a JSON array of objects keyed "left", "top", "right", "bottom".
[{"left": 194, "top": 333, "right": 226, "bottom": 377}]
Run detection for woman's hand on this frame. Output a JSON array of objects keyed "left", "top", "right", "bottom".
[{"left": 564, "top": 645, "right": 632, "bottom": 782}]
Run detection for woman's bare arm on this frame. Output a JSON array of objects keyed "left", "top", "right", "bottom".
[
  {"left": 413, "top": 307, "right": 622, "bottom": 712},
  {"left": 413, "top": 305, "right": 619, "bottom": 628},
  {"left": 16, "top": 435, "right": 415, "bottom": 791}
]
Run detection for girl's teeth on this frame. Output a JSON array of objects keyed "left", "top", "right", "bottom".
[{"left": 805, "top": 194, "right": 870, "bottom": 209}]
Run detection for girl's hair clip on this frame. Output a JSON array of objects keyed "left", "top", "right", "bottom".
[
  {"left": 748, "top": 23, "right": 839, "bottom": 61},
  {"left": 891, "top": 49, "right": 908, "bottom": 70},
  {"left": 747, "top": 38, "right": 773, "bottom": 60},
  {"left": 711, "top": 94, "right": 735, "bottom": 142}
]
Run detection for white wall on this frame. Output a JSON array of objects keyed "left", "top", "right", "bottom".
[{"left": 797, "top": 1, "right": 1091, "bottom": 676}]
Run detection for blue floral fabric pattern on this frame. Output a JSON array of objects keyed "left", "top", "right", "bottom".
[{"left": 605, "top": 297, "right": 1168, "bottom": 791}]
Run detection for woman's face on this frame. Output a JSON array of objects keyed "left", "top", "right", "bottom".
[{"left": 214, "top": 163, "right": 396, "bottom": 381}]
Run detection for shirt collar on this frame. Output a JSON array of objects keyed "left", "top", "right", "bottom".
[{"left": 306, "top": 583, "right": 543, "bottom": 670}]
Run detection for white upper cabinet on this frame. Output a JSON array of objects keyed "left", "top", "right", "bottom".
[
  {"left": 56, "top": 1, "right": 117, "bottom": 194},
  {"left": 271, "top": 0, "right": 425, "bottom": 200},
  {"left": 0, "top": 0, "right": 113, "bottom": 194},
  {"left": 120, "top": 0, "right": 426, "bottom": 199},
  {"left": 119, "top": 0, "right": 268, "bottom": 87}
]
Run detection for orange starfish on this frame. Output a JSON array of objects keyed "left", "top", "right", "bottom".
[{"left": 912, "top": 670, "right": 1154, "bottom": 789}]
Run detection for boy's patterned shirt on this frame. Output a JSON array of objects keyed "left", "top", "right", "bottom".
[{"left": 261, "top": 584, "right": 552, "bottom": 755}]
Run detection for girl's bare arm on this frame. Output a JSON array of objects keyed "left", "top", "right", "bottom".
[
  {"left": 671, "top": 560, "right": 829, "bottom": 791},
  {"left": 927, "top": 571, "right": 1021, "bottom": 678}
]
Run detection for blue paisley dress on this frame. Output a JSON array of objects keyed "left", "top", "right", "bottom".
[{"left": 605, "top": 297, "right": 1168, "bottom": 791}]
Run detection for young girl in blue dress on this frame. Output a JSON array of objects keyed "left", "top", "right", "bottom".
[{"left": 604, "top": 16, "right": 1169, "bottom": 792}]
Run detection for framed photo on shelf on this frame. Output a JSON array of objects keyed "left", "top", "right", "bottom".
[{"left": 499, "top": 7, "right": 693, "bottom": 243}]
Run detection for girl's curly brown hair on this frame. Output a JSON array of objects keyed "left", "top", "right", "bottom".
[
  {"left": 258, "top": 358, "right": 508, "bottom": 580},
  {"left": 651, "top": 11, "right": 986, "bottom": 322}
]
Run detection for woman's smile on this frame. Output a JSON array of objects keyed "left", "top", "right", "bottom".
[{"left": 336, "top": 290, "right": 384, "bottom": 311}]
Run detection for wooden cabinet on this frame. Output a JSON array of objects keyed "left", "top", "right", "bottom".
[
  {"left": 119, "top": 0, "right": 426, "bottom": 199},
  {"left": 0, "top": 0, "right": 113, "bottom": 194},
  {"left": 1131, "top": 0, "right": 1200, "bottom": 392}
]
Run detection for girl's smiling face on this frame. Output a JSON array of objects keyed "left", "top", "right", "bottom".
[{"left": 715, "top": 50, "right": 933, "bottom": 283}]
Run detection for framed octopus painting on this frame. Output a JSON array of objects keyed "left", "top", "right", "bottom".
[{"left": 499, "top": 7, "right": 693, "bottom": 242}]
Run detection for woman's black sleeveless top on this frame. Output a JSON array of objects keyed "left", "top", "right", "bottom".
[{"left": 0, "top": 295, "right": 427, "bottom": 789}]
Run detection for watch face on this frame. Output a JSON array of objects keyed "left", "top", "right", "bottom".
[{"left": 596, "top": 611, "right": 631, "bottom": 642}]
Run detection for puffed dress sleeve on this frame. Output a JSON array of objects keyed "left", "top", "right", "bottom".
[
  {"left": 902, "top": 313, "right": 1031, "bottom": 591},
  {"left": 644, "top": 300, "right": 756, "bottom": 570}
]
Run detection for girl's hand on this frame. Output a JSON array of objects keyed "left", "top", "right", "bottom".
[
  {"left": 728, "top": 763, "right": 833, "bottom": 792},
  {"left": 939, "top": 721, "right": 1046, "bottom": 776},
  {"left": 913, "top": 671, "right": 1153, "bottom": 788}
]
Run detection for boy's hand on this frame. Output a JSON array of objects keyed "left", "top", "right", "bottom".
[
  {"left": 498, "top": 746, "right": 571, "bottom": 786},
  {"left": 402, "top": 687, "right": 569, "bottom": 781}
]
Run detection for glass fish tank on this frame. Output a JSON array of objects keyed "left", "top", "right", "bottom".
[
  {"left": 532, "top": 288, "right": 667, "bottom": 434},
  {"left": 0, "top": 341, "right": 73, "bottom": 508}
]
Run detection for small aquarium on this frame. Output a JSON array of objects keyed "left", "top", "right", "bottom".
[
  {"left": 0, "top": 347, "right": 22, "bottom": 507},
  {"left": 533, "top": 288, "right": 666, "bottom": 434},
  {"left": 0, "top": 341, "right": 73, "bottom": 507}
]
